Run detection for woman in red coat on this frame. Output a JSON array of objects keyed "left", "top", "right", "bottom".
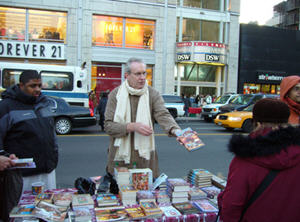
[{"left": 218, "top": 98, "right": 300, "bottom": 222}]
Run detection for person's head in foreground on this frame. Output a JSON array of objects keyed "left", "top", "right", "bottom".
[
  {"left": 124, "top": 57, "right": 147, "bottom": 89},
  {"left": 19, "top": 70, "right": 42, "bottom": 98},
  {"left": 252, "top": 98, "right": 290, "bottom": 132}
]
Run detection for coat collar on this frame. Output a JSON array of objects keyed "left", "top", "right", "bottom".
[{"left": 228, "top": 126, "right": 300, "bottom": 158}]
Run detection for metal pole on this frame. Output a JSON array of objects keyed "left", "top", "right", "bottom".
[{"left": 162, "top": 0, "right": 168, "bottom": 94}]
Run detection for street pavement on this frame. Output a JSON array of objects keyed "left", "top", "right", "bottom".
[{"left": 55, "top": 118, "right": 238, "bottom": 188}]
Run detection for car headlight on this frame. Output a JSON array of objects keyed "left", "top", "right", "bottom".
[
  {"left": 213, "top": 108, "right": 218, "bottom": 112},
  {"left": 228, "top": 116, "right": 242, "bottom": 121}
]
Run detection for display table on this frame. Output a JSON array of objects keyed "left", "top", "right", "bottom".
[{"left": 12, "top": 189, "right": 218, "bottom": 222}]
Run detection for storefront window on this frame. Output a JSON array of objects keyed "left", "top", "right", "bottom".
[
  {"left": 146, "top": 65, "right": 153, "bottom": 86},
  {"left": 92, "top": 15, "right": 155, "bottom": 50},
  {"left": 182, "top": 64, "right": 216, "bottom": 82},
  {"left": 125, "top": 18, "right": 154, "bottom": 49},
  {"left": 29, "top": 10, "right": 67, "bottom": 43},
  {"left": 182, "top": 18, "right": 220, "bottom": 42},
  {"left": 92, "top": 63, "right": 122, "bottom": 98},
  {"left": 0, "top": 7, "right": 67, "bottom": 43},
  {"left": 0, "top": 7, "right": 26, "bottom": 40}
]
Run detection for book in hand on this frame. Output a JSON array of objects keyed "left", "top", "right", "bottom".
[
  {"left": 175, "top": 127, "right": 205, "bottom": 151},
  {"left": 10, "top": 158, "right": 36, "bottom": 169}
]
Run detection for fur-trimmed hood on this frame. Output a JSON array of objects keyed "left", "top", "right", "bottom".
[{"left": 228, "top": 126, "right": 300, "bottom": 170}]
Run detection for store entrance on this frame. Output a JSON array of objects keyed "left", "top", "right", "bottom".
[{"left": 243, "top": 83, "right": 280, "bottom": 94}]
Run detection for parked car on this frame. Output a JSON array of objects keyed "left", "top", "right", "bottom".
[
  {"left": 219, "top": 93, "right": 279, "bottom": 114},
  {"left": 201, "top": 93, "right": 238, "bottom": 122},
  {"left": 48, "top": 96, "right": 97, "bottom": 135},
  {"left": 162, "top": 94, "right": 185, "bottom": 119},
  {"left": 214, "top": 104, "right": 254, "bottom": 133}
]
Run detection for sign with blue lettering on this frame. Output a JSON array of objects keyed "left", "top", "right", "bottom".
[{"left": 0, "top": 41, "right": 65, "bottom": 60}]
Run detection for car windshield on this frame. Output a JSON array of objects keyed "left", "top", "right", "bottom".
[
  {"left": 213, "top": 95, "right": 230, "bottom": 104},
  {"left": 231, "top": 94, "right": 253, "bottom": 105},
  {"left": 162, "top": 95, "right": 183, "bottom": 103},
  {"left": 243, "top": 104, "right": 254, "bottom": 111}
]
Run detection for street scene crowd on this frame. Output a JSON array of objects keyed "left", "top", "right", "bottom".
[{"left": 1, "top": 58, "right": 300, "bottom": 222}]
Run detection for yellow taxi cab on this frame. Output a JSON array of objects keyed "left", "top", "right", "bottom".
[{"left": 214, "top": 104, "right": 253, "bottom": 133}]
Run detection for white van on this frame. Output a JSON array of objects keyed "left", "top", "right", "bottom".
[
  {"left": 201, "top": 93, "right": 238, "bottom": 122},
  {"left": 0, "top": 62, "right": 89, "bottom": 107}
]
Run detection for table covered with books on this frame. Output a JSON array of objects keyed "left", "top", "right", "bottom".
[{"left": 9, "top": 168, "right": 225, "bottom": 222}]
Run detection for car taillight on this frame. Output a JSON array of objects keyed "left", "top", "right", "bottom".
[{"left": 89, "top": 108, "right": 94, "bottom": 116}]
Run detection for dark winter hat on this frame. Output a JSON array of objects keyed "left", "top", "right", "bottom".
[
  {"left": 253, "top": 98, "right": 290, "bottom": 123},
  {"left": 19, "top": 70, "right": 41, "bottom": 84}
]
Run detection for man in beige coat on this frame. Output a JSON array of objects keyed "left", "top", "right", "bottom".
[{"left": 104, "top": 57, "right": 181, "bottom": 179}]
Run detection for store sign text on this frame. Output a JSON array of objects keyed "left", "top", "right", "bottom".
[
  {"left": 258, "top": 74, "right": 284, "bottom": 82},
  {"left": 0, "top": 41, "right": 65, "bottom": 60},
  {"left": 205, "top": 54, "right": 220, "bottom": 62},
  {"left": 177, "top": 53, "right": 191, "bottom": 61}
]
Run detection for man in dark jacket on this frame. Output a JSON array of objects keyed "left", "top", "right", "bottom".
[{"left": 0, "top": 70, "right": 58, "bottom": 195}]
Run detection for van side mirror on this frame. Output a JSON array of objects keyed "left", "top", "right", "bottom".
[{"left": 77, "top": 81, "right": 82, "bottom": 88}]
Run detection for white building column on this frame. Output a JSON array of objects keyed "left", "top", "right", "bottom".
[
  {"left": 216, "top": 66, "right": 222, "bottom": 96},
  {"left": 177, "top": 63, "right": 184, "bottom": 96}
]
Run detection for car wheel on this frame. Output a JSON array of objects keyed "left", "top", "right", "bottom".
[
  {"left": 55, "top": 117, "right": 72, "bottom": 135},
  {"left": 242, "top": 119, "right": 253, "bottom": 133}
]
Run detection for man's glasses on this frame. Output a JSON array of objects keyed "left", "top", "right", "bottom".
[{"left": 131, "top": 72, "right": 147, "bottom": 77}]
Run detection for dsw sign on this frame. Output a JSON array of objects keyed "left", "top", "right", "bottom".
[{"left": 177, "top": 53, "right": 191, "bottom": 61}]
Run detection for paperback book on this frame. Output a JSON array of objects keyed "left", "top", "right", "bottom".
[
  {"left": 72, "top": 194, "right": 94, "bottom": 209},
  {"left": 94, "top": 207, "right": 127, "bottom": 222},
  {"left": 159, "top": 205, "right": 182, "bottom": 217},
  {"left": 129, "top": 168, "right": 153, "bottom": 190},
  {"left": 9, "top": 205, "right": 36, "bottom": 218},
  {"left": 175, "top": 127, "right": 205, "bottom": 151},
  {"left": 10, "top": 158, "right": 36, "bottom": 169},
  {"left": 172, "top": 202, "right": 199, "bottom": 215},
  {"left": 192, "top": 199, "right": 218, "bottom": 213}
]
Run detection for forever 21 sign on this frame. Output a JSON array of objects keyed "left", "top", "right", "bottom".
[{"left": 0, "top": 41, "right": 65, "bottom": 60}]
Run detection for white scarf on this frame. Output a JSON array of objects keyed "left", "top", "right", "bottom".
[{"left": 113, "top": 80, "right": 155, "bottom": 163}]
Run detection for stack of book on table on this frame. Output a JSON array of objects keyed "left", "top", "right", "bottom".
[
  {"left": 188, "top": 187, "right": 207, "bottom": 200},
  {"left": 96, "top": 193, "right": 119, "bottom": 207},
  {"left": 71, "top": 194, "right": 94, "bottom": 221},
  {"left": 155, "top": 190, "right": 170, "bottom": 204},
  {"left": 188, "top": 169, "right": 213, "bottom": 188},
  {"left": 114, "top": 167, "right": 130, "bottom": 186},
  {"left": 139, "top": 200, "right": 163, "bottom": 218},
  {"left": 119, "top": 184, "right": 138, "bottom": 206},
  {"left": 53, "top": 193, "right": 73, "bottom": 207},
  {"left": 166, "top": 178, "right": 190, "bottom": 203},
  {"left": 137, "top": 190, "right": 155, "bottom": 203}
]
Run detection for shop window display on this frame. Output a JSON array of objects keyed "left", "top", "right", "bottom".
[
  {"left": 0, "top": 7, "right": 67, "bottom": 43},
  {"left": 92, "top": 15, "right": 155, "bottom": 49},
  {"left": 180, "top": 0, "right": 221, "bottom": 10}
]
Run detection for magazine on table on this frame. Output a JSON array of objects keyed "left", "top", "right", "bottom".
[{"left": 175, "top": 127, "right": 205, "bottom": 151}]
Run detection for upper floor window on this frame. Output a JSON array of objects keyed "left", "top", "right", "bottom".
[
  {"left": 178, "top": 0, "right": 221, "bottom": 10},
  {"left": 0, "top": 7, "right": 67, "bottom": 43},
  {"left": 92, "top": 15, "right": 155, "bottom": 50},
  {"left": 181, "top": 18, "right": 220, "bottom": 42}
]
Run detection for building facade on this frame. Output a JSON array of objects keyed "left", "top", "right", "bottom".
[
  {"left": 0, "top": 0, "right": 240, "bottom": 100},
  {"left": 238, "top": 24, "right": 300, "bottom": 95}
]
